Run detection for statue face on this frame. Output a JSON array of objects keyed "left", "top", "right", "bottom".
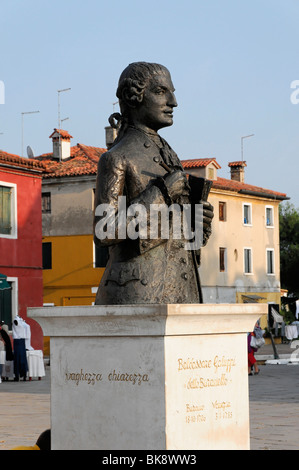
[{"left": 132, "top": 69, "right": 178, "bottom": 132}]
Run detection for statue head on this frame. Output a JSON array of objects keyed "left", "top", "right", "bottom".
[{"left": 115, "top": 62, "right": 178, "bottom": 133}]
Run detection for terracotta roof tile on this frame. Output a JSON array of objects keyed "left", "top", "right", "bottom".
[
  {"left": 212, "top": 176, "right": 287, "bottom": 200},
  {"left": 228, "top": 161, "right": 247, "bottom": 167},
  {"left": 181, "top": 159, "right": 286, "bottom": 200},
  {"left": 49, "top": 129, "right": 73, "bottom": 140},
  {"left": 36, "top": 144, "right": 288, "bottom": 199},
  {"left": 0, "top": 150, "right": 45, "bottom": 172},
  {"left": 36, "top": 143, "right": 106, "bottom": 178},
  {"left": 181, "top": 158, "right": 221, "bottom": 169}
]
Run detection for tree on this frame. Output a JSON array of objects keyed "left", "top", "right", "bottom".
[{"left": 279, "top": 202, "right": 299, "bottom": 297}]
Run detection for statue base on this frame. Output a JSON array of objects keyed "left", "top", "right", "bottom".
[{"left": 28, "top": 303, "right": 266, "bottom": 450}]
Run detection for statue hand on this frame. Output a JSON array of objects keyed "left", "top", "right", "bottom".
[
  {"left": 202, "top": 201, "right": 214, "bottom": 228},
  {"left": 201, "top": 201, "right": 214, "bottom": 246},
  {"left": 164, "top": 170, "right": 190, "bottom": 203}
]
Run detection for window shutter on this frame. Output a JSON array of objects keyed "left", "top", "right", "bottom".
[
  {"left": 219, "top": 202, "right": 226, "bottom": 221},
  {"left": 267, "top": 250, "right": 274, "bottom": 274},
  {"left": 0, "top": 186, "right": 12, "bottom": 235},
  {"left": 219, "top": 247, "right": 226, "bottom": 272},
  {"left": 244, "top": 249, "right": 252, "bottom": 273}
]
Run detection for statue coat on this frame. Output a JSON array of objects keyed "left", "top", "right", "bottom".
[{"left": 94, "top": 127, "right": 202, "bottom": 305}]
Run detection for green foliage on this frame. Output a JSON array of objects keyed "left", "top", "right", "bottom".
[
  {"left": 279, "top": 202, "right": 299, "bottom": 297},
  {"left": 280, "top": 305, "right": 296, "bottom": 325}
]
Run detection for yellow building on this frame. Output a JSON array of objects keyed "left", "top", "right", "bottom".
[
  {"left": 182, "top": 158, "right": 288, "bottom": 327},
  {"left": 42, "top": 234, "right": 104, "bottom": 307}
]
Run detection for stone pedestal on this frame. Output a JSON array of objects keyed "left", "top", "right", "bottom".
[{"left": 28, "top": 303, "right": 267, "bottom": 450}]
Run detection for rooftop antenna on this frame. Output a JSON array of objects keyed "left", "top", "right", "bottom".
[
  {"left": 21, "top": 111, "right": 40, "bottom": 157},
  {"left": 112, "top": 101, "right": 118, "bottom": 112},
  {"left": 57, "top": 88, "right": 71, "bottom": 161},
  {"left": 241, "top": 134, "right": 254, "bottom": 162}
]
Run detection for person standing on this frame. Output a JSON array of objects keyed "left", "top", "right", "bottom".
[{"left": 248, "top": 322, "right": 264, "bottom": 376}]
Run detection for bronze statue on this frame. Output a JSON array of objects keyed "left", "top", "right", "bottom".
[{"left": 94, "top": 62, "right": 213, "bottom": 305}]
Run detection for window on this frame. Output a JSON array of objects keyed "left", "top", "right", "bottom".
[
  {"left": 0, "top": 281, "right": 12, "bottom": 329},
  {"left": 266, "top": 206, "right": 274, "bottom": 227},
  {"left": 94, "top": 243, "right": 109, "bottom": 268},
  {"left": 243, "top": 203, "right": 252, "bottom": 225},
  {"left": 219, "top": 201, "right": 226, "bottom": 221},
  {"left": 42, "top": 242, "right": 52, "bottom": 269},
  {"left": 219, "top": 247, "right": 227, "bottom": 272},
  {"left": 42, "top": 192, "right": 51, "bottom": 213},
  {"left": 244, "top": 248, "right": 252, "bottom": 274},
  {"left": 0, "top": 277, "right": 17, "bottom": 330},
  {"left": 0, "top": 182, "right": 17, "bottom": 238},
  {"left": 267, "top": 249, "right": 275, "bottom": 274}
]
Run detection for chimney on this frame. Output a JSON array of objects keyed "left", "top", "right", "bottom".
[
  {"left": 228, "top": 161, "right": 247, "bottom": 183},
  {"left": 49, "top": 129, "right": 72, "bottom": 160}
]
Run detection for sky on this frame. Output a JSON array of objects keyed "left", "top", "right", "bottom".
[{"left": 0, "top": 0, "right": 298, "bottom": 207}]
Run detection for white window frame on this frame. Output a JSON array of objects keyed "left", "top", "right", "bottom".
[
  {"left": 265, "top": 205, "right": 274, "bottom": 228},
  {"left": 243, "top": 203, "right": 252, "bottom": 226},
  {"left": 0, "top": 181, "right": 18, "bottom": 239},
  {"left": 266, "top": 248, "right": 275, "bottom": 275},
  {"left": 92, "top": 241, "right": 97, "bottom": 268},
  {"left": 244, "top": 247, "right": 253, "bottom": 274}
]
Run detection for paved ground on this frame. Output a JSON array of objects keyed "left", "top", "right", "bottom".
[
  {"left": 0, "top": 341, "right": 298, "bottom": 450},
  {"left": 249, "top": 363, "right": 299, "bottom": 450},
  {"left": 0, "top": 365, "right": 51, "bottom": 450},
  {"left": 249, "top": 340, "right": 299, "bottom": 450}
]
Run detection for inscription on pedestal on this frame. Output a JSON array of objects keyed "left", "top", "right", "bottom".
[
  {"left": 64, "top": 369, "right": 150, "bottom": 386},
  {"left": 178, "top": 354, "right": 237, "bottom": 426},
  {"left": 165, "top": 334, "right": 249, "bottom": 449}
]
